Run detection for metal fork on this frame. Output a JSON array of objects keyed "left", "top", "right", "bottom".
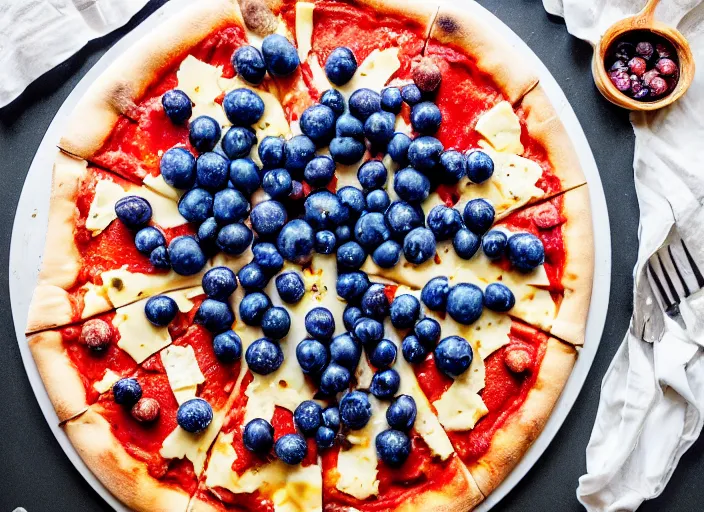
[{"left": 647, "top": 239, "right": 704, "bottom": 320}]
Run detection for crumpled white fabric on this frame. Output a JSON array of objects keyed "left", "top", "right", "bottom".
[
  {"left": 542, "top": 0, "right": 704, "bottom": 510},
  {"left": 0, "top": 0, "right": 148, "bottom": 108}
]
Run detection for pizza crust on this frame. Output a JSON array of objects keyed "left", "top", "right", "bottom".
[
  {"left": 467, "top": 337, "right": 576, "bottom": 495},
  {"left": 64, "top": 407, "right": 192, "bottom": 512},
  {"left": 429, "top": 5, "right": 539, "bottom": 105},
  {"left": 59, "top": 0, "right": 245, "bottom": 160}
]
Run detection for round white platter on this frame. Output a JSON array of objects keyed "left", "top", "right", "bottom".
[{"left": 9, "top": 0, "right": 611, "bottom": 510}]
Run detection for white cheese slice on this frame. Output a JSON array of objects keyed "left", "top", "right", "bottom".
[
  {"left": 160, "top": 411, "right": 224, "bottom": 476},
  {"left": 177, "top": 55, "right": 230, "bottom": 126},
  {"left": 80, "top": 283, "right": 111, "bottom": 319},
  {"left": 433, "top": 379, "right": 489, "bottom": 431},
  {"left": 98, "top": 266, "right": 202, "bottom": 309},
  {"left": 475, "top": 101, "right": 524, "bottom": 155},
  {"left": 295, "top": 2, "right": 315, "bottom": 62},
  {"left": 143, "top": 173, "right": 184, "bottom": 202},
  {"left": 113, "top": 299, "right": 172, "bottom": 363},
  {"left": 161, "top": 344, "right": 205, "bottom": 405},
  {"left": 338, "top": 48, "right": 401, "bottom": 96},
  {"left": 93, "top": 369, "right": 121, "bottom": 394},
  {"left": 164, "top": 287, "right": 200, "bottom": 313}
]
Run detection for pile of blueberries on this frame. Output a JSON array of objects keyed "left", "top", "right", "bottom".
[{"left": 109, "top": 37, "right": 547, "bottom": 466}]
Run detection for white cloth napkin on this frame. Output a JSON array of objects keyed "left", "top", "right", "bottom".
[
  {"left": 542, "top": 0, "right": 704, "bottom": 510},
  {"left": 0, "top": 0, "right": 149, "bottom": 108}
]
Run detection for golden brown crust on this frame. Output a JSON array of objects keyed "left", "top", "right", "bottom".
[
  {"left": 28, "top": 331, "right": 90, "bottom": 423},
  {"left": 468, "top": 337, "right": 576, "bottom": 495},
  {"left": 59, "top": 0, "right": 244, "bottom": 159},
  {"left": 64, "top": 407, "right": 191, "bottom": 512},
  {"left": 551, "top": 185, "right": 594, "bottom": 345},
  {"left": 519, "top": 85, "right": 587, "bottom": 192},
  {"left": 429, "top": 4, "right": 539, "bottom": 105}
]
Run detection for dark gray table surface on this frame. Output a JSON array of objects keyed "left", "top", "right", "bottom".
[{"left": 0, "top": 0, "right": 700, "bottom": 510}]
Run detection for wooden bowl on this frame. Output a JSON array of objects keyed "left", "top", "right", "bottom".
[{"left": 592, "top": 0, "right": 695, "bottom": 111}]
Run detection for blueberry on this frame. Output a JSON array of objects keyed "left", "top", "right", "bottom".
[
  {"left": 275, "top": 271, "right": 305, "bottom": 304},
  {"left": 304, "top": 190, "right": 349, "bottom": 230},
  {"left": 243, "top": 418, "right": 274, "bottom": 453},
  {"left": 349, "top": 88, "right": 381, "bottom": 121},
  {"left": 410, "top": 101, "right": 442, "bottom": 134},
  {"left": 216, "top": 223, "right": 253, "bottom": 255},
  {"left": 385, "top": 201, "right": 424, "bottom": 240},
  {"left": 319, "top": 363, "right": 351, "bottom": 395},
  {"left": 434, "top": 335, "right": 473, "bottom": 376},
  {"left": 401, "top": 84, "right": 422, "bottom": 105},
  {"left": 168, "top": 236, "right": 206, "bottom": 275},
  {"left": 275, "top": 433, "right": 307, "bottom": 465},
  {"left": 336, "top": 272, "right": 370, "bottom": 302},
  {"left": 394, "top": 168, "right": 430, "bottom": 203},
  {"left": 221, "top": 127, "right": 255, "bottom": 160},
  {"left": 484, "top": 283, "right": 515, "bottom": 312},
  {"left": 446, "top": 283, "right": 483, "bottom": 325},
  {"left": 277, "top": 219, "right": 315, "bottom": 264},
  {"left": 144, "top": 295, "right": 178, "bottom": 327},
  {"left": 160, "top": 148, "right": 196, "bottom": 189},
  {"left": 381, "top": 87, "right": 403, "bottom": 113},
  {"left": 325, "top": 47, "right": 357, "bottom": 85},
  {"left": 301, "top": 104, "right": 336, "bottom": 145},
  {"left": 177, "top": 398, "right": 213, "bottom": 433},
  {"left": 364, "top": 111, "right": 396, "bottom": 146},
  {"left": 507, "top": 233, "right": 545, "bottom": 272},
  {"left": 361, "top": 283, "right": 390, "bottom": 320},
  {"left": 178, "top": 188, "right": 213, "bottom": 223},
  {"left": 294, "top": 400, "right": 323, "bottom": 436},
  {"left": 329, "top": 137, "right": 366, "bottom": 164},
  {"left": 195, "top": 298, "right": 234, "bottom": 333},
  {"left": 402, "top": 334, "right": 427, "bottom": 363},
  {"left": 113, "top": 378, "right": 142, "bottom": 406},
  {"left": 427, "top": 205, "right": 462, "bottom": 241},
  {"left": 403, "top": 227, "right": 436, "bottom": 264},
  {"left": 320, "top": 89, "right": 346, "bottom": 116},
  {"left": 238, "top": 262, "right": 268, "bottom": 290},
  {"left": 304, "top": 156, "right": 335, "bottom": 187},
  {"left": 213, "top": 188, "right": 249, "bottom": 225},
  {"left": 336, "top": 114, "right": 364, "bottom": 139},
  {"left": 228, "top": 158, "right": 261, "bottom": 195},
  {"left": 262, "top": 34, "right": 300, "bottom": 77},
  {"left": 262, "top": 168, "right": 293, "bottom": 199},
  {"left": 189, "top": 116, "right": 221, "bottom": 153},
  {"left": 246, "top": 338, "right": 284, "bottom": 375},
  {"left": 390, "top": 294, "right": 420, "bottom": 329},
  {"left": 453, "top": 228, "right": 481, "bottom": 259},
  {"left": 258, "top": 136, "right": 286, "bottom": 169},
  {"left": 371, "top": 369, "right": 400, "bottom": 399},
  {"left": 439, "top": 150, "right": 467, "bottom": 184},
  {"left": 466, "top": 150, "right": 494, "bottom": 184},
  {"left": 233, "top": 45, "right": 267, "bottom": 84},
  {"left": 376, "top": 429, "right": 411, "bottom": 466},
  {"left": 421, "top": 276, "right": 449, "bottom": 312},
  {"left": 387, "top": 133, "right": 412, "bottom": 165},
  {"left": 316, "top": 426, "right": 336, "bottom": 449},
  {"left": 463, "top": 199, "right": 495, "bottom": 235},
  {"left": 253, "top": 242, "right": 284, "bottom": 274},
  {"left": 202, "top": 267, "right": 237, "bottom": 300},
  {"left": 162, "top": 89, "right": 192, "bottom": 124},
  {"left": 322, "top": 406, "right": 341, "bottom": 430},
  {"left": 353, "top": 317, "right": 383, "bottom": 345},
  {"left": 357, "top": 160, "right": 388, "bottom": 191},
  {"left": 343, "top": 305, "right": 363, "bottom": 332},
  {"left": 250, "top": 200, "right": 287, "bottom": 237},
  {"left": 337, "top": 186, "right": 366, "bottom": 218},
  {"left": 340, "top": 390, "right": 372, "bottom": 429},
  {"left": 335, "top": 224, "right": 352, "bottom": 246},
  {"left": 305, "top": 307, "right": 335, "bottom": 341},
  {"left": 482, "top": 230, "right": 508, "bottom": 259},
  {"left": 372, "top": 240, "right": 401, "bottom": 268},
  {"left": 213, "top": 330, "right": 242, "bottom": 362},
  {"left": 197, "top": 217, "right": 219, "bottom": 250},
  {"left": 337, "top": 241, "right": 367, "bottom": 271},
  {"left": 196, "top": 152, "right": 229, "bottom": 190},
  {"left": 386, "top": 395, "right": 416, "bottom": 431},
  {"left": 115, "top": 196, "right": 152, "bottom": 229},
  {"left": 223, "top": 88, "right": 265, "bottom": 126},
  {"left": 408, "top": 136, "right": 443, "bottom": 172},
  {"left": 370, "top": 340, "right": 397, "bottom": 369},
  {"left": 296, "top": 339, "right": 329, "bottom": 375},
  {"left": 150, "top": 246, "right": 170, "bottom": 269},
  {"left": 135, "top": 227, "right": 165, "bottom": 255},
  {"left": 315, "top": 230, "right": 337, "bottom": 254},
  {"left": 330, "top": 333, "right": 362, "bottom": 370},
  {"left": 415, "top": 318, "right": 441, "bottom": 347},
  {"left": 366, "top": 189, "right": 390, "bottom": 213},
  {"left": 239, "top": 292, "right": 271, "bottom": 326},
  {"left": 354, "top": 212, "right": 390, "bottom": 250},
  {"left": 284, "top": 135, "right": 317, "bottom": 173}
]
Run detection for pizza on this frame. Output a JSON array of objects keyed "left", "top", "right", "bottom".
[{"left": 25, "top": 0, "right": 594, "bottom": 510}]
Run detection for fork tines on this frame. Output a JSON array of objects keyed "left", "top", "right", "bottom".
[{"left": 647, "top": 239, "right": 704, "bottom": 317}]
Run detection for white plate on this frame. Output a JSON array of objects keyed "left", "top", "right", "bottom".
[{"left": 9, "top": 1, "right": 611, "bottom": 510}]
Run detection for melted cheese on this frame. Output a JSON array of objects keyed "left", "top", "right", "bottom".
[
  {"left": 93, "top": 369, "right": 121, "bottom": 394},
  {"left": 80, "top": 283, "right": 111, "bottom": 318},
  {"left": 161, "top": 344, "right": 205, "bottom": 405},
  {"left": 160, "top": 411, "right": 223, "bottom": 476},
  {"left": 177, "top": 55, "right": 230, "bottom": 126},
  {"left": 113, "top": 299, "right": 172, "bottom": 363},
  {"left": 339, "top": 48, "right": 401, "bottom": 96},
  {"left": 295, "top": 3, "right": 315, "bottom": 62},
  {"left": 475, "top": 101, "right": 524, "bottom": 155},
  {"left": 98, "top": 267, "right": 202, "bottom": 308},
  {"left": 143, "top": 173, "right": 184, "bottom": 201}
]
